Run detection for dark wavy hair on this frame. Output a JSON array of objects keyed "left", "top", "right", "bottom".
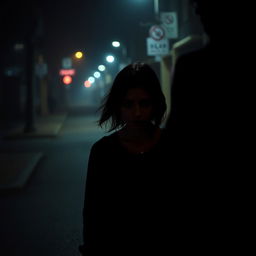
[{"left": 98, "top": 62, "right": 167, "bottom": 132}]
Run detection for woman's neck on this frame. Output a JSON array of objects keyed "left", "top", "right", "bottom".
[{"left": 118, "top": 123, "right": 159, "bottom": 142}]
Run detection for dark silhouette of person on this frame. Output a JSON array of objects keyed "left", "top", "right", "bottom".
[
  {"left": 166, "top": 0, "right": 244, "bottom": 170},
  {"left": 164, "top": 0, "right": 245, "bottom": 252},
  {"left": 167, "top": 0, "right": 236, "bottom": 159},
  {"left": 79, "top": 62, "right": 173, "bottom": 255}
]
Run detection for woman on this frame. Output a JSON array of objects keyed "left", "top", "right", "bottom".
[{"left": 79, "top": 62, "right": 171, "bottom": 255}]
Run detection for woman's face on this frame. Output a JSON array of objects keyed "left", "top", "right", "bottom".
[{"left": 120, "top": 88, "right": 154, "bottom": 127}]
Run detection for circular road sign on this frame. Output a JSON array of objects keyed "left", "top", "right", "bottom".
[{"left": 149, "top": 25, "right": 165, "bottom": 41}]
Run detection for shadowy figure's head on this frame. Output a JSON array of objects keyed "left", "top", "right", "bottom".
[
  {"left": 98, "top": 62, "right": 167, "bottom": 132},
  {"left": 192, "top": 0, "right": 229, "bottom": 43}
]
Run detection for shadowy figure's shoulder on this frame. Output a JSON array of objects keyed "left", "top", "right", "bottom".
[
  {"left": 159, "top": 127, "right": 173, "bottom": 145},
  {"left": 173, "top": 43, "right": 223, "bottom": 82},
  {"left": 176, "top": 44, "right": 216, "bottom": 67}
]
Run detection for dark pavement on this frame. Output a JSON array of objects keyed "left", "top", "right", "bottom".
[{"left": 0, "top": 110, "right": 106, "bottom": 255}]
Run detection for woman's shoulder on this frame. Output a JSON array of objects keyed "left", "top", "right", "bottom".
[{"left": 91, "top": 131, "right": 119, "bottom": 151}]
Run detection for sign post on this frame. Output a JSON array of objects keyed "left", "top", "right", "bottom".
[{"left": 36, "top": 57, "right": 49, "bottom": 116}]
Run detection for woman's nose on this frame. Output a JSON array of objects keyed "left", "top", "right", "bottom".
[{"left": 134, "top": 104, "right": 142, "bottom": 117}]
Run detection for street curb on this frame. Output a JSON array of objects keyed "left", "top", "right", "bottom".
[
  {"left": 0, "top": 152, "right": 43, "bottom": 190},
  {"left": 4, "top": 124, "right": 62, "bottom": 139}
]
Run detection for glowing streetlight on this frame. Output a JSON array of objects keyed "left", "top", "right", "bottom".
[
  {"left": 94, "top": 71, "right": 101, "bottom": 78},
  {"left": 74, "top": 51, "right": 83, "bottom": 59},
  {"left": 98, "top": 65, "right": 106, "bottom": 71},
  {"left": 112, "top": 41, "right": 120, "bottom": 48},
  {"left": 111, "top": 40, "right": 129, "bottom": 66},
  {"left": 106, "top": 55, "right": 115, "bottom": 63},
  {"left": 88, "top": 76, "right": 95, "bottom": 84}
]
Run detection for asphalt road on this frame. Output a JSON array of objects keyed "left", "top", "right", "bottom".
[{"left": 0, "top": 113, "right": 106, "bottom": 256}]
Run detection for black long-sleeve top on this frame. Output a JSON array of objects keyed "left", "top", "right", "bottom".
[
  {"left": 80, "top": 130, "right": 172, "bottom": 254},
  {"left": 79, "top": 125, "right": 237, "bottom": 254}
]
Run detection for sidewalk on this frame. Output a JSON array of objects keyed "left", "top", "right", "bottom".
[
  {"left": 3, "top": 113, "right": 67, "bottom": 139},
  {"left": 0, "top": 113, "right": 67, "bottom": 191}
]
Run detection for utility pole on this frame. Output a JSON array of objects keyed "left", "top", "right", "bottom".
[
  {"left": 154, "top": 0, "right": 159, "bottom": 19},
  {"left": 24, "top": 27, "right": 36, "bottom": 133},
  {"left": 23, "top": 6, "right": 39, "bottom": 133},
  {"left": 36, "top": 54, "right": 49, "bottom": 116}
]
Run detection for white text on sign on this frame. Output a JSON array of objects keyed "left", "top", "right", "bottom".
[{"left": 147, "top": 38, "right": 169, "bottom": 56}]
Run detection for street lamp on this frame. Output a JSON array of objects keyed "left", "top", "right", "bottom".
[
  {"left": 112, "top": 41, "right": 121, "bottom": 48},
  {"left": 106, "top": 55, "right": 115, "bottom": 63},
  {"left": 74, "top": 51, "right": 83, "bottom": 59},
  {"left": 94, "top": 71, "right": 101, "bottom": 78},
  {"left": 98, "top": 65, "right": 106, "bottom": 71},
  {"left": 111, "top": 41, "right": 127, "bottom": 58},
  {"left": 111, "top": 41, "right": 130, "bottom": 68},
  {"left": 154, "top": 0, "right": 159, "bottom": 18},
  {"left": 88, "top": 76, "right": 95, "bottom": 84}
]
